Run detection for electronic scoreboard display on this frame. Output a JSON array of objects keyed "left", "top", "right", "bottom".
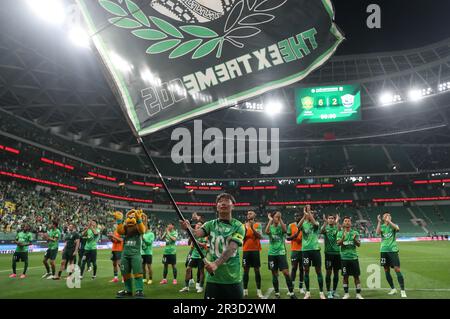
[{"left": 295, "top": 84, "right": 361, "bottom": 124}]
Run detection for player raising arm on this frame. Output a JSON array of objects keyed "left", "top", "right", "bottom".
[
  {"left": 376, "top": 212, "right": 406, "bottom": 298},
  {"left": 9, "top": 224, "right": 33, "bottom": 279},
  {"left": 181, "top": 193, "right": 245, "bottom": 299},
  {"left": 321, "top": 214, "right": 341, "bottom": 299},
  {"left": 286, "top": 212, "right": 305, "bottom": 294},
  {"left": 265, "top": 211, "right": 296, "bottom": 299},
  {"left": 53, "top": 223, "right": 80, "bottom": 280},
  {"left": 297, "top": 205, "right": 325, "bottom": 299},
  {"left": 337, "top": 217, "right": 363, "bottom": 299}
]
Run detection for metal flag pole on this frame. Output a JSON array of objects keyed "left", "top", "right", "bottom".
[{"left": 136, "top": 137, "right": 211, "bottom": 271}]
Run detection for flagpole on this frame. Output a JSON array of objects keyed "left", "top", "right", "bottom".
[{"left": 136, "top": 136, "right": 211, "bottom": 268}]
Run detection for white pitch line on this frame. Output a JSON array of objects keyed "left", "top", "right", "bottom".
[
  {"left": 269, "top": 287, "right": 450, "bottom": 292},
  {"left": 0, "top": 266, "right": 41, "bottom": 273}
]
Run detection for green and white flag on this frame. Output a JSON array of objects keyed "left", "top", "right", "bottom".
[{"left": 77, "top": 0, "right": 344, "bottom": 136}]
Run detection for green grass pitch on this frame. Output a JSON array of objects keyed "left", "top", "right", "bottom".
[{"left": 0, "top": 241, "right": 449, "bottom": 299}]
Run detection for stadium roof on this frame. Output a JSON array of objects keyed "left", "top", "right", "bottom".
[{"left": 1, "top": 0, "right": 450, "bottom": 156}]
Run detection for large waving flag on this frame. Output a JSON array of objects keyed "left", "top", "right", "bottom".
[{"left": 76, "top": 0, "right": 344, "bottom": 135}]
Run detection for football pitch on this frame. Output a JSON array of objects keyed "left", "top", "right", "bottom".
[{"left": 0, "top": 241, "right": 449, "bottom": 299}]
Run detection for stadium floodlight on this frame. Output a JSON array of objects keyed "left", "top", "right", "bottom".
[
  {"left": 68, "top": 26, "right": 90, "bottom": 48},
  {"left": 379, "top": 92, "right": 394, "bottom": 105},
  {"left": 265, "top": 100, "right": 282, "bottom": 115},
  {"left": 408, "top": 89, "right": 423, "bottom": 101},
  {"left": 27, "top": 0, "right": 66, "bottom": 25}
]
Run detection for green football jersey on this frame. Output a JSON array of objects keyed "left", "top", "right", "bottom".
[
  {"left": 123, "top": 233, "right": 142, "bottom": 257},
  {"left": 324, "top": 225, "right": 340, "bottom": 254},
  {"left": 301, "top": 221, "right": 320, "bottom": 251},
  {"left": 84, "top": 228, "right": 100, "bottom": 250},
  {"left": 163, "top": 230, "right": 177, "bottom": 255},
  {"left": 47, "top": 228, "right": 61, "bottom": 250},
  {"left": 15, "top": 232, "right": 33, "bottom": 253},
  {"left": 268, "top": 224, "right": 286, "bottom": 256},
  {"left": 380, "top": 224, "right": 399, "bottom": 253},
  {"left": 201, "top": 218, "right": 245, "bottom": 285},
  {"left": 64, "top": 231, "right": 80, "bottom": 250},
  {"left": 191, "top": 236, "right": 208, "bottom": 259},
  {"left": 141, "top": 231, "right": 155, "bottom": 255},
  {"left": 337, "top": 229, "right": 360, "bottom": 260}
]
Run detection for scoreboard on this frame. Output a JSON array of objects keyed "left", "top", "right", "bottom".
[{"left": 295, "top": 84, "right": 361, "bottom": 124}]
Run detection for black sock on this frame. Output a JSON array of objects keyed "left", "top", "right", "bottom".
[
  {"left": 23, "top": 261, "right": 28, "bottom": 275},
  {"left": 291, "top": 267, "right": 297, "bottom": 283},
  {"left": 185, "top": 280, "right": 189, "bottom": 287},
  {"left": 196, "top": 270, "right": 200, "bottom": 283},
  {"left": 385, "top": 271, "right": 395, "bottom": 289},
  {"left": 114, "top": 270, "right": 118, "bottom": 277},
  {"left": 333, "top": 274, "right": 339, "bottom": 291},
  {"left": 58, "top": 271, "right": 62, "bottom": 277},
  {"left": 299, "top": 268, "right": 304, "bottom": 288},
  {"left": 255, "top": 270, "right": 261, "bottom": 290},
  {"left": 396, "top": 272, "right": 405, "bottom": 290},
  {"left": 317, "top": 273, "right": 324, "bottom": 292},
  {"left": 272, "top": 274, "right": 279, "bottom": 293},
  {"left": 243, "top": 270, "right": 249, "bottom": 289},
  {"left": 51, "top": 264, "right": 55, "bottom": 276},
  {"left": 163, "top": 265, "right": 168, "bottom": 279},
  {"left": 12, "top": 259, "right": 17, "bottom": 274},
  {"left": 44, "top": 263, "right": 50, "bottom": 274},
  {"left": 305, "top": 273, "right": 310, "bottom": 291},
  {"left": 173, "top": 267, "right": 177, "bottom": 279},
  {"left": 356, "top": 283, "right": 361, "bottom": 294},
  {"left": 80, "top": 260, "right": 86, "bottom": 276},
  {"left": 284, "top": 273, "right": 294, "bottom": 293},
  {"left": 326, "top": 274, "right": 331, "bottom": 291},
  {"left": 93, "top": 264, "right": 97, "bottom": 276},
  {"left": 343, "top": 283, "right": 349, "bottom": 293}
]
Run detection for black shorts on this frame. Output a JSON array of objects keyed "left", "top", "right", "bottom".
[
  {"left": 142, "top": 255, "right": 153, "bottom": 264},
  {"left": 325, "top": 253, "right": 341, "bottom": 270},
  {"left": 13, "top": 252, "right": 28, "bottom": 262},
  {"left": 111, "top": 251, "right": 122, "bottom": 261},
  {"left": 62, "top": 249, "right": 76, "bottom": 262},
  {"left": 342, "top": 259, "right": 361, "bottom": 277},
  {"left": 290, "top": 250, "right": 302, "bottom": 263},
  {"left": 188, "top": 257, "right": 204, "bottom": 268},
  {"left": 185, "top": 248, "right": 193, "bottom": 267},
  {"left": 162, "top": 254, "right": 176, "bottom": 265},
  {"left": 44, "top": 249, "right": 58, "bottom": 260},
  {"left": 204, "top": 282, "right": 243, "bottom": 299},
  {"left": 268, "top": 255, "right": 289, "bottom": 271},
  {"left": 83, "top": 250, "right": 97, "bottom": 263},
  {"left": 242, "top": 251, "right": 261, "bottom": 268},
  {"left": 303, "top": 250, "right": 322, "bottom": 268},
  {"left": 380, "top": 252, "right": 400, "bottom": 268}
]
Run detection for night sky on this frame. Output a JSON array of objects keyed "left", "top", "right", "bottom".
[{"left": 332, "top": 0, "right": 450, "bottom": 55}]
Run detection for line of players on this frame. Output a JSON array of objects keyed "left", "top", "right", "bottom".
[
  {"left": 240, "top": 205, "right": 407, "bottom": 299},
  {"left": 9, "top": 198, "right": 406, "bottom": 299}
]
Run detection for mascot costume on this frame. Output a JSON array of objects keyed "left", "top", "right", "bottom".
[{"left": 114, "top": 209, "right": 148, "bottom": 298}]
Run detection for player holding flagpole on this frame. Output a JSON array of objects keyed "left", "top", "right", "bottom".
[
  {"left": 376, "top": 212, "right": 407, "bottom": 298},
  {"left": 181, "top": 193, "right": 245, "bottom": 299},
  {"left": 242, "top": 210, "right": 264, "bottom": 299},
  {"left": 298, "top": 205, "right": 325, "bottom": 299}
]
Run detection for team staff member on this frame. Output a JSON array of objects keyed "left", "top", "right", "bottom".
[
  {"left": 108, "top": 228, "right": 124, "bottom": 283},
  {"left": 242, "top": 210, "right": 263, "bottom": 299}
]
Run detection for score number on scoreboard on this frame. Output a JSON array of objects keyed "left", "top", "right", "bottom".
[{"left": 295, "top": 84, "right": 361, "bottom": 124}]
